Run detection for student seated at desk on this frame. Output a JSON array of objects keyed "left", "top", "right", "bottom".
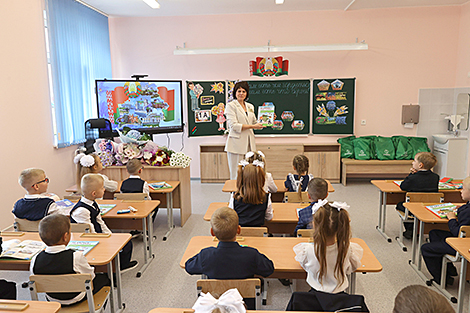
[
  {"left": 30, "top": 214, "right": 110, "bottom": 305},
  {"left": 397, "top": 152, "right": 439, "bottom": 239},
  {"left": 121, "top": 159, "right": 150, "bottom": 199},
  {"left": 244, "top": 151, "right": 277, "bottom": 193},
  {"left": 70, "top": 173, "right": 138, "bottom": 272},
  {"left": 295, "top": 177, "right": 329, "bottom": 236},
  {"left": 284, "top": 154, "right": 314, "bottom": 192},
  {"left": 74, "top": 152, "right": 118, "bottom": 193},
  {"left": 294, "top": 201, "right": 363, "bottom": 293},
  {"left": 421, "top": 176, "right": 470, "bottom": 286},
  {"left": 228, "top": 162, "right": 273, "bottom": 227},
  {"left": 13, "top": 168, "right": 64, "bottom": 221}
]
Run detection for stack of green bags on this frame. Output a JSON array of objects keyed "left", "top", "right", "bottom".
[{"left": 337, "top": 136, "right": 430, "bottom": 160}]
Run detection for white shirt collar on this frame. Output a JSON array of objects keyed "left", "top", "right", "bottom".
[
  {"left": 24, "top": 193, "right": 53, "bottom": 199},
  {"left": 80, "top": 196, "right": 95, "bottom": 206},
  {"left": 45, "top": 245, "right": 67, "bottom": 253},
  {"left": 129, "top": 175, "right": 141, "bottom": 179}
]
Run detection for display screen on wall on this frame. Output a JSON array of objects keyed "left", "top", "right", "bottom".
[
  {"left": 312, "top": 78, "right": 355, "bottom": 135},
  {"left": 241, "top": 79, "right": 311, "bottom": 135},
  {"left": 187, "top": 81, "right": 226, "bottom": 137}
]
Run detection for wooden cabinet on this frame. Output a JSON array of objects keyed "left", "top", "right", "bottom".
[
  {"left": 200, "top": 145, "right": 230, "bottom": 183},
  {"left": 199, "top": 143, "right": 340, "bottom": 183}
]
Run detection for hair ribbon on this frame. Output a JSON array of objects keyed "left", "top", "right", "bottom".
[
  {"left": 192, "top": 288, "right": 246, "bottom": 313},
  {"left": 245, "top": 151, "right": 254, "bottom": 159},
  {"left": 74, "top": 153, "right": 95, "bottom": 168},
  {"left": 330, "top": 201, "right": 350, "bottom": 212},
  {"left": 238, "top": 160, "right": 249, "bottom": 168},
  {"left": 257, "top": 151, "right": 265, "bottom": 158},
  {"left": 252, "top": 160, "right": 264, "bottom": 168},
  {"left": 311, "top": 199, "right": 329, "bottom": 215}
]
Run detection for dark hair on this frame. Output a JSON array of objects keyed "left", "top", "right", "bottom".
[
  {"left": 308, "top": 178, "right": 328, "bottom": 200},
  {"left": 232, "top": 81, "right": 249, "bottom": 100},
  {"left": 293, "top": 154, "right": 309, "bottom": 175},
  {"left": 39, "top": 214, "right": 70, "bottom": 246},
  {"left": 393, "top": 285, "right": 455, "bottom": 313}
]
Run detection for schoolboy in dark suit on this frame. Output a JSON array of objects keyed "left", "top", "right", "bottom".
[
  {"left": 397, "top": 152, "right": 439, "bottom": 239},
  {"left": 421, "top": 176, "right": 470, "bottom": 286},
  {"left": 295, "top": 178, "right": 329, "bottom": 236},
  {"left": 121, "top": 159, "right": 150, "bottom": 199}
]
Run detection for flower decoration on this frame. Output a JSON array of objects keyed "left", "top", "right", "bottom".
[{"left": 170, "top": 152, "right": 192, "bottom": 168}]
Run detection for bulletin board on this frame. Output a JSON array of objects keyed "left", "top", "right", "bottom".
[
  {"left": 241, "top": 79, "right": 311, "bottom": 135},
  {"left": 312, "top": 78, "right": 355, "bottom": 135},
  {"left": 186, "top": 81, "right": 226, "bottom": 137}
]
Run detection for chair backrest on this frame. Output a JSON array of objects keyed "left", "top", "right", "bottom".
[
  {"left": 459, "top": 225, "right": 470, "bottom": 238},
  {"left": 285, "top": 192, "right": 310, "bottom": 203},
  {"left": 239, "top": 227, "right": 268, "bottom": 237},
  {"left": 196, "top": 279, "right": 261, "bottom": 309},
  {"left": 114, "top": 193, "right": 147, "bottom": 201},
  {"left": 405, "top": 192, "right": 444, "bottom": 203},
  {"left": 297, "top": 229, "right": 314, "bottom": 238},
  {"left": 64, "top": 194, "right": 81, "bottom": 201},
  {"left": 70, "top": 223, "right": 92, "bottom": 233},
  {"left": 14, "top": 218, "right": 40, "bottom": 232}
]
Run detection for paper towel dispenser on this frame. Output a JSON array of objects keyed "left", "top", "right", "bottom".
[{"left": 402, "top": 104, "right": 420, "bottom": 124}]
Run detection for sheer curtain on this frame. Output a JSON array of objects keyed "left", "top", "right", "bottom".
[{"left": 46, "top": 0, "right": 112, "bottom": 148}]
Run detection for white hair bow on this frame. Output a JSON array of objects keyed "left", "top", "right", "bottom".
[
  {"left": 330, "top": 201, "right": 350, "bottom": 212},
  {"left": 252, "top": 160, "right": 264, "bottom": 168},
  {"left": 245, "top": 151, "right": 254, "bottom": 159},
  {"left": 257, "top": 151, "right": 265, "bottom": 158},
  {"left": 74, "top": 153, "right": 95, "bottom": 168},
  {"left": 311, "top": 199, "right": 329, "bottom": 215},
  {"left": 238, "top": 160, "right": 249, "bottom": 168},
  {"left": 192, "top": 288, "right": 246, "bottom": 313},
  {"left": 73, "top": 153, "right": 85, "bottom": 164}
]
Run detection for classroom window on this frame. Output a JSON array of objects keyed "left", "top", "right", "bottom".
[{"left": 44, "top": 0, "right": 112, "bottom": 148}]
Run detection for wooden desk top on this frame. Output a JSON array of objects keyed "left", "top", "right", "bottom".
[
  {"left": 371, "top": 180, "right": 463, "bottom": 193},
  {"left": 446, "top": 238, "right": 470, "bottom": 263},
  {"left": 204, "top": 202, "right": 303, "bottom": 222},
  {"left": 149, "top": 309, "right": 329, "bottom": 313},
  {"left": 179, "top": 236, "right": 382, "bottom": 274},
  {"left": 66, "top": 180, "right": 180, "bottom": 194},
  {"left": 222, "top": 180, "right": 335, "bottom": 193},
  {"left": 97, "top": 199, "right": 160, "bottom": 219},
  {"left": 404, "top": 202, "right": 465, "bottom": 224},
  {"left": 0, "top": 232, "right": 131, "bottom": 269},
  {"left": 0, "top": 300, "right": 60, "bottom": 313}
]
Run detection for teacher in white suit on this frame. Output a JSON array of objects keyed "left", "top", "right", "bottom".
[{"left": 224, "top": 81, "right": 265, "bottom": 179}]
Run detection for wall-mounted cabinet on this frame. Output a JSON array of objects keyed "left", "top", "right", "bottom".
[{"left": 200, "top": 145, "right": 230, "bottom": 183}]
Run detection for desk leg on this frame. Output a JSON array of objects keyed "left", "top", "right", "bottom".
[
  {"left": 163, "top": 192, "right": 175, "bottom": 241},
  {"left": 115, "top": 256, "right": 123, "bottom": 311},
  {"left": 350, "top": 272, "right": 356, "bottom": 294},
  {"left": 376, "top": 191, "right": 391, "bottom": 242},
  {"left": 409, "top": 220, "right": 428, "bottom": 282},
  {"left": 457, "top": 259, "right": 466, "bottom": 313},
  {"left": 137, "top": 216, "right": 155, "bottom": 277},
  {"left": 108, "top": 261, "right": 115, "bottom": 313}
]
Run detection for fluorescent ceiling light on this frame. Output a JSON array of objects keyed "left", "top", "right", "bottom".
[
  {"left": 143, "top": 0, "right": 160, "bottom": 9},
  {"left": 275, "top": 0, "right": 284, "bottom": 4},
  {"left": 174, "top": 42, "right": 368, "bottom": 55}
]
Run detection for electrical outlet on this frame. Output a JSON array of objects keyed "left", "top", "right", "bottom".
[{"left": 361, "top": 120, "right": 366, "bottom": 126}]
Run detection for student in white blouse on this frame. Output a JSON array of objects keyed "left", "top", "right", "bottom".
[{"left": 224, "top": 81, "right": 264, "bottom": 180}]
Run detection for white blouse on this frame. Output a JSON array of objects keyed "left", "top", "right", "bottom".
[
  {"left": 264, "top": 172, "right": 277, "bottom": 193},
  {"left": 99, "top": 173, "right": 118, "bottom": 192},
  {"left": 293, "top": 241, "right": 363, "bottom": 293}
]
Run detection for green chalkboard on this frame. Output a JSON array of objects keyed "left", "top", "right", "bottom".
[
  {"left": 187, "top": 81, "right": 226, "bottom": 137},
  {"left": 312, "top": 78, "right": 355, "bottom": 135},
  {"left": 240, "top": 80, "right": 311, "bottom": 135}
]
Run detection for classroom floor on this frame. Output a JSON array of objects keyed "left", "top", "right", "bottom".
[{"left": 3, "top": 180, "right": 468, "bottom": 312}]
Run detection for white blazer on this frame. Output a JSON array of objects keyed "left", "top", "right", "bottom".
[{"left": 224, "top": 100, "right": 257, "bottom": 154}]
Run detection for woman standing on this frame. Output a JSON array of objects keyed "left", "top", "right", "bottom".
[{"left": 224, "top": 81, "right": 264, "bottom": 179}]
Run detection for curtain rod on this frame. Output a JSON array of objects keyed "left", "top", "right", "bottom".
[{"left": 75, "top": 0, "right": 108, "bottom": 17}]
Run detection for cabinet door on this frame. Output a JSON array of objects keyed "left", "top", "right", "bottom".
[
  {"left": 217, "top": 153, "right": 230, "bottom": 180},
  {"left": 200, "top": 153, "right": 218, "bottom": 181},
  {"left": 322, "top": 151, "right": 340, "bottom": 181},
  {"left": 258, "top": 144, "right": 303, "bottom": 180},
  {"left": 304, "top": 152, "right": 322, "bottom": 177}
]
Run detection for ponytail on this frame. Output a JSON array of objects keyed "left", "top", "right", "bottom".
[{"left": 235, "top": 164, "right": 266, "bottom": 204}]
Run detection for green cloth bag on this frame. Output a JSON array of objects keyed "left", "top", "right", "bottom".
[
  {"left": 376, "top": 136, "right": 395, "bottom": 160},
  {"left": 392, "top": 136, "right": 413, "bottom": 160},
  {"left": 352, "top": 137, "right": 372, "bottom": 160},
  {"left": 337, "top": 136, "right": 356, "bottom": 159},
  {"left": 408, "top": 137, "right": 431, "bottom": 157},
  {"left": 359, "top": 136, "right": 377, "bottom": 159}
]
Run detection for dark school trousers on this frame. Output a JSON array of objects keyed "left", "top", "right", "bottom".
[{"left": 421, "top": 229, "right": 456, "bottom": 284}]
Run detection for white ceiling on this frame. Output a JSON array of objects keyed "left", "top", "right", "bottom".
[{"left": 82, "top": 0, "right": 470, "bottom": 17}]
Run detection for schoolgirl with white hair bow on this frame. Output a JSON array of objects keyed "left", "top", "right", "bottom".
[
  {"left": 74, "top": 151, "right": 118, "bottom": 194},
  {"left": 192, "top": 288, "right": 246, "bottom": 313},
  {"left": 243, "top": 151, "right": 277, "bottom": 193},
  {"left": 293, "top": 200, "right": 363, "bottom": 294}
]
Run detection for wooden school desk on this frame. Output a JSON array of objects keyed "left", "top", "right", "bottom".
[
  {"left": 149, "top": 309, "right": 331, "bottom": 313},
  {"left": 0, "top": 300, "right": 60, "bottom": 313},
  {"left": 0, "top": 232, "right": 131, "bottom": 313},
  {"left": 66, "top": 181, "right": 181, "bottom": 239},
  {"left": 98, "top": 199, "right": 160, "bottom": 277},
  {"left": 403, "top": 202, "right": 465, "bottom": 282},
  {"left": 446, "top": 238, "right": 470, "bottom": 313},
  {"left": 180, "top": 236, "right": 382, "bottom": 294},
  {"left": 222, "top": 179, "right": 335, "bottom": 202},
  {"left": 204, "top": 202, "right": 305, "bottom": 234},
  {"left": 371, "top": 180, "right": 463, "bottom": 242}
]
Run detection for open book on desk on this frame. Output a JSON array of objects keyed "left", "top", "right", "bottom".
[
  {"left": 99, "top": 204, "right": 116, "bottom": 215},
  {"left": 0, "top": 240, "right": 46, "bottom": 260},
  {"left": 425, "top": 203, "right": 457, "bottom": 219},
  {"left": 149, "top": 181, "right": 172, "bottom": 191},
  {"left": 66, "top": 241, "right": 99, "bottom": 255}
]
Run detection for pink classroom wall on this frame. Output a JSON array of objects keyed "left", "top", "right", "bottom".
[
  {"left": 456, "top": 1, "right": 470, "bottom": 86},
  {"left": 109, "top": 6, "right": 462, "bottom": 177}
]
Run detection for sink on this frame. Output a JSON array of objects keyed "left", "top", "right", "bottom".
[{"left": 432, "top": 134, "right": 467, "bottom": 144}]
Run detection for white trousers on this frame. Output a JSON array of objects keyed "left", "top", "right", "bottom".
[{"left": 227, "top": 152, "right": 245, "bottom": 180}]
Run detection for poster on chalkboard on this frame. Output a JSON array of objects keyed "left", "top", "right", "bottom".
[
  {"left": 227, "top": 79, "right": 311, "bottom": 135},
  {"left": 312, "top": 78, "right": 355, "bottom": 135},
  {"left": 187, "top": 81, "right": 226, "bottom": 137}
]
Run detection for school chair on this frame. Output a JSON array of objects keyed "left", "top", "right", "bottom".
[
  {"left": 396, "top": 192, "right": 444, "bottom": 252},
  {"left": 64, "top": 194, "right": 81, "bottom": 201},
  {"left": 297, "top": 229, "right": 314, "bottom": 238},
  {"left": 429, "top": 225, "right": 470, "bottom": 303},
  {"left": 284, "top": 192, "right": 310, "bottom": 204},
  {"left": 8, "top": 218, "right": 92, "bottom": 233},
  {"left": 114, "top": 193, "right": 148, "bottom": 201},
  {"left": 196, "top": 278, "right": 261, "bottom": 310},
  {"left": 239, "top": 227, "right": 268, "bottom": 237},
  {"left": 29, "top": 273, "right": 110, "bottom": 313}
]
